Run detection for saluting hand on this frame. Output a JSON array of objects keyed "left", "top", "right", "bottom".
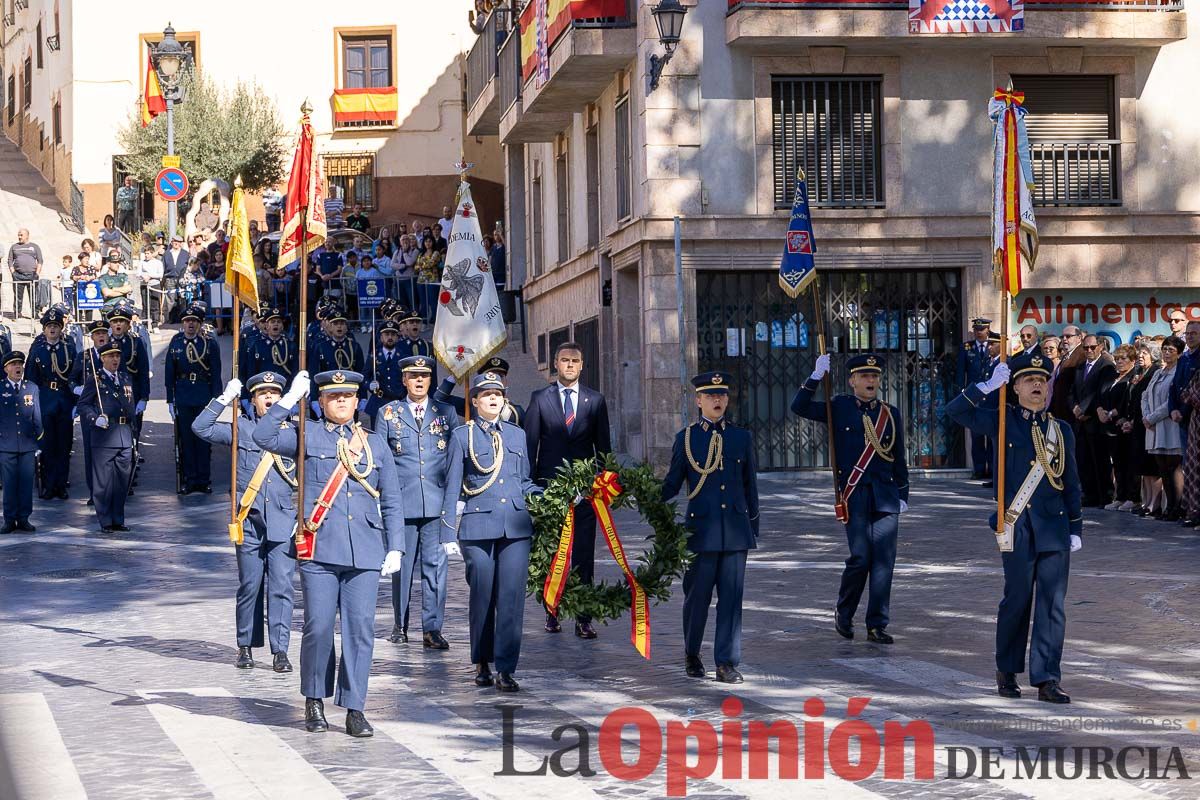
[{"left": 977, "top": 362, "right": 1010, "bottom": 394}]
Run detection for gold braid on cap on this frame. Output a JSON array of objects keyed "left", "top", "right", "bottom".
[
  {"left": 462, "top": 420, "right": 504, "bottom": 496},
  {"left": 684, "top": 423, "right": 724, "bottom": 500}
]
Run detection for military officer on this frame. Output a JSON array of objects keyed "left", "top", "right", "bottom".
[
  {"left": 434, "top": 357, "right": 524, "bottom": 425},
  {"left": 397, "top": 307, "right": 433, "bottom": 358},
  {"left": 958, "top": 317, "right": 995, "bottom": 480},
  {"left": 165, "top": 303, "right": 222, "bottom": 494},
  {"left": 77, "top": 341, "right": 136, "bottom": 532},
  {"left": 947, "top": 352, "right": 1082, "bottom": 704},
  {"left": 107, "top": 302, "right": 150, "bottom": 472},
  {"left": 244, "top": 307, "right": 297, "bottom": 385},
  {"left": 376, "top": 355, "right": 460, "bottom": 647},
  {"left": 661, "top": 371, "right": 759, "bottom": 683},
  {"left": 977, "top": 331, "right": 1005, "bottom": 487},
  {"left": 441, "top": 372, "right": 541, "bottom": 692},
  {"left": 306, "top": 306, "right": 365, "bottom": 417},
  {"left": 0, "top": 352, "right": 42, "bottom": 533},
  {"left": 254, "top": 369, "right": 405, "bottom": 738},
  {"left": 71, "top": 320, "right": 110, "bottom": 502},
  {"left": 792, "top": 353, "right": 910, "bottom": 644},
  {"left": 194, "top": 371, "right": 299, "bottom": 673},
  {"left": 26, "top": 308, "right": 77, "bottom": 500},
  {"left": 305, "top": 297, "right": 336, "bottom": 354},
  {"left": 364, "top": 321, "right": 408, "bottom": 420}
]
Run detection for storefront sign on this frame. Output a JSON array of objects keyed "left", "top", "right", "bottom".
[{"left": 1013, "top": 290, "right": 1200, "bottom": 346}]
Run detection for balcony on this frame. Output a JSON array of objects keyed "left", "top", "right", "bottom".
[
  {"left": 466, "top": 8, "right": 511, "bottom": 137},
  {"left": 726, "top": 0, "right": 1186, "bottom": 47},
  {"left": 1030, "top": 140, "right": 1121, "bottom": 207}
]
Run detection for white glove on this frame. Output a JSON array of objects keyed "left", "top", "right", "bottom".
[
  {"left": 1070, "top": 534, "right": 1082, "bottom": 553},
  {"left": 380, "top": 550, "right": 404, "bottom": 577},
  {"left": 977, "top": 362, "right": 1010, "bottom": 394},
  {"left": 95, "top": 414, "right": 109, "bottom": 429},
  {"left": 899, "top": 500, "right": 908, "bottom": 513},
  {"left": 217, "top": 378, "right": 242, "bottom": 405},
  {"left": 73, "top": 385, "right": 83, "bottom": 397},
  {"left": 134, "top": 400, "right": 146, "bottom": 415},
  {"left": 443, "top": 542, "right": 461, "bottom": 557},
  {"left": 369, "top": 380, "right": 380, "bottom": 394},
  {"left": 810, "top": 353, "right": 831, "bottom": 381},
  {"left": 455, "top": 500, "right": 466, "bottom": 516},
  {"left": 167, "top": 402, "right": 175, "bottom": 420},
  {"left": 310, "top": 400, "right": 322, "bottom": 418},
  {"left": 280, "top": 370, "right": 310, "bottom": 409}
]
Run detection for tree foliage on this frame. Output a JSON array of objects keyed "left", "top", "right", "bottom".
[{"left": 118, "top": 71, "right": 287, "bottom": 194}]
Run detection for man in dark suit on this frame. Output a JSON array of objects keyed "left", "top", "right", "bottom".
[
  {"left": 957, "top": 318, "right": 993, "bottom": 480},
  {"left": 1070, "top": 335, "right": 1117, "bottom": 507},
  {"left": 1048, "top": 325, "right": 1085, "bottom": 421},
  {"left": 524, "top": 342, "right": 611, "bottom": 639},
  {"left": 161, "top": 235, "right": 189, "bottom": 323}
]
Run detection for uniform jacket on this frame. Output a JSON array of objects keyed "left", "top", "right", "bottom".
[
  {"left": 307, "top": 336, "right": 365, "bottom": 397},
  {"left": 164, "top": 332, "right": 222, "bottom": 406},
  {"left": 253, "top": 403, "right": 404, "bottom": 568},
  {"left": 661, "top": 418, "right": 760, "bottom": 553},
  {"left": 110, "top": 333, "right": 150, "bottom": 403},
  {"left": 375, "top": 398, "right": 458, "bottom": 519},
  {"left": 193, "top": 400, "right": 297, "bottom": 544},
  {"left": 242, "top": 335, "right": 297, "bottom": 387},
  {"left": 433, "top": 378, "right": 525, "bottom": 425},
  {"left": 440, "top": 420, "right": 540, "bottom": 543},
  {"left": 77, "top": 369, "right": 137, "bottom": 449},
  {"left": 947, "top": 384, "right": 1083, "bottom": 548},
  {"left": 398, "top": 336, "right": 433, "bottom": 358},
  {"left": 0, "top": 380, "right": 42, "bottom": 453},
  {"left": 26, "top": 338, "right": 77, "bottom": 416},
  {"left": 791, "top": 379, "right": 910, "bottom": 512},
  {"left": 957, "top": 338, "right": 992, "bottom": 388},
  {"left": 364, "top": 349, "right": 407, "bottom": 404},
  {"left": 524, "top": 383, "right": 611, "bottom": 484}
]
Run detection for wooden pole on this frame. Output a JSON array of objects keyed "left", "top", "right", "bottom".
[
  {"left": 995, "top": 294, "right": 1010, "bottom": 543},
  {"left": 809, "top": 278, "right": 842, "bottom": 512},
  {"left": 230, "top": 296, "right": 240, "bottom": 527},
  {"left": 296, "top": 207, "right": 309, "bottom": 539}
]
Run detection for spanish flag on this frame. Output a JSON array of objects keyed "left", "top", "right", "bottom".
[
  {"left": 141, "top": 52, "right": 166, "bottom": 128},
  {"left": 331, "top": 87, "right": 397, "bottom": 125},
  {"left": 224, "top": 178, "right": 259, "bottom": 310}
]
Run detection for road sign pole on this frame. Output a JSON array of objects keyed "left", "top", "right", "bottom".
[{"left": 166, "top": 96, "right": 176, "bottom": 243}]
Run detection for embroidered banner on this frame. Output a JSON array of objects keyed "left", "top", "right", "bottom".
[{"left": 909, "top": 0, "right": 1025, "bottom": 34}]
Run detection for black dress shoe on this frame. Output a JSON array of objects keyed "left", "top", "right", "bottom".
[
  {"left": 110, "top": 524, "right": 130, "bottom": 532},
  {"left": 387, "top": 624, "right": 408, "bottom": 644},
  {"left": 685, "top": 654, "right": 706, "bottom": 678},
  {"left": 996, "top": 671, "right": 1021, "bottom": 698},
  {"left": 345, "top": 710, "right": 374, "bottom": 738},
  {"left": 474, "top": 662, "right": 494, "bottom": 687},
  {"left": 544, "top": 613, "right": 562, "bottom": 633},
  {"left": 1037, "top": 680, "right": 1071, "bottom": 704},
  {"left": 304, "top": 698, "right": 328, "bottom": 732},
  {"left": 423, "top": 630, "right": 450, "bottom": 650},
  {"left": 835, "top": 615, "right": 854, "bottom": 640},
  {"left": 15, "top": 520, "right": 35, "bottom": 532},
  {"left": 98, "top": 525, "right": 114, "bottom": 533},
  {"left": 716, "top": 664, "right": 744, "bottom": 684},
  {"left": 867, "top": 627, "right": 894, "bottom": 644},
  {"left": 235, "top": 646, "right": 254, "bottom": 669},
  {"left": 575, "top": 621, "right": 598, "bottom": 640},
  {"left": 0, "top": 521, "right": 16, "bottom": 534},
  {"left": 273, "top": 652, "right": 293, "bottom": 673},
  {"left": 981, "top": 481, "right": 994, "bottom": 489},
  {"left": 496, "top": 672, "right": 520, "bottom": 692},
  {"left": 56, "top": 489, "right": 69, "bottom": 500}
]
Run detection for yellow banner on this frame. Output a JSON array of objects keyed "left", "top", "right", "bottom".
[{"left": 225, "top": 185, "right": 259, "bottom": 310}]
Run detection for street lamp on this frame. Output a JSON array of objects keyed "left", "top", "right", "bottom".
[
  {"left": 149, "top": 23, "right": 193, "bottom": 242},
  {"left": 647, "top": 0, "right": 687, "bottom": 93}
]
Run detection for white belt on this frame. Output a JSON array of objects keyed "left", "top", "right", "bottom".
[{"left": 999, "top": 418, "right": 1060, "bottom": 553}]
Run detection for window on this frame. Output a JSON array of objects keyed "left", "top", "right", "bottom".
[
  {"left": 323, "top": 153, "right": 376, "bottom": 211},
  {"left": 615, "top": 93, "right": 631, "bottom": 220},
  {"left": 35, "top": 21, "right": 42, "bottom": 68},
  {"left": 585, "top": 123, "right": 600, "bottom": 248},
  {"left": 52, "top": 99, "right": 61, "bottom": 144},
  {"left": 22, "top": 56, "right": 31, "bottom": 109},
  {"left": 530, "top": 162, "right": 544, "bottom": 278},
  {"left": 772, "top": 77, "right": 883, "bottom": 208},
  {"left": 555, "top": 146, "right": 569, "bottom": 263},
  {"left": 5, "top": 73, "right": 13, "bottom": 123},
  {"left": 1012, "top": 75, "right": 1118, "bottom": 207},
  {"left": 343, "top": 37, "right": 391, "bottom": 89}
]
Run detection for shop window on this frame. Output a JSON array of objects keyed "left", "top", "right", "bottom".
[{"left": 323, "top": 152, "right": 376, "bottom": 211}]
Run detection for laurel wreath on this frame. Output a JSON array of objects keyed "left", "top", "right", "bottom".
[{"left": 526, "top": 454, "right": 693, "bottom": 622}]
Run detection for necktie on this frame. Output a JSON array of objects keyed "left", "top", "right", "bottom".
[
  {"left": 415, "top": 404, "right": 424, "bottom": 426},
  {"left": 563, "top": 388, "right": 575, "bottom": 430}
]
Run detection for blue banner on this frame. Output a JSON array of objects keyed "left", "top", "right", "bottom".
[
  {"left": 778, "top": 170, "right": 817, "bottom": 299},
  {"left": 76, "top": 281, "right": 104, "bottom": 310},
  {"left": 357, "top": 278, "right": 387, "bottom": 310}
]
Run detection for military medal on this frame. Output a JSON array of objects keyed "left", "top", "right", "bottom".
[{"left": 437, "top": 439, "right": 447, "bottom": 450}]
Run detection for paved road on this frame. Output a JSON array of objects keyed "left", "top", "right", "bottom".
[{"left": 0, "top": 335, "right": 1197, "bottom": 797}]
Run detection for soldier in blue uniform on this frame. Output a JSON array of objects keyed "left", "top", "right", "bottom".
[
  {"left": 244, "top": 307, "right": 297, "bottom": 384},
  {"left": 363, "top": 321, "right": 407, "bottom": 420},
  {"left": 434, "top": 356, "right": 524, "bottom": 425},
  {"left": 376, "top": 355, "right": 459, "bottom": 647},
  {"left": 441, "top": 372, "right": 541, "bottom": 692},
  {"left": 0, "top": 319, "right": 11, "bottom": 357},
  {"left": 107, "top": 302, "right": 150, "bottom": 481},
  {"left": 71, "top": 320, "right": 110, "bottom": 503},
  {"left": 306, "top": 306, "right": 365, "bottom": 418},
  {"left": 194, "top": 371, "right": 299, "bottom": 673},
  {"left": 958, "top": 317, "right": 995, "bottom": 480},
  {"left": 661, "top": 371, "right": 759, "bottom": 683},
  {"left": 397, "top": 307, "right": 433, "bottom": 358},
  {"left": 254, "top": 369, "right": 405, "bottom": 738},
  {"left": 305, "top": 297, "right": 336, "bottom": 355},
  {"left": 77, "top": 341, "right": 137, "bottom": 532},
  {"left": 947, "top": 352, "right": 1082, "bottom": 704},
  {"left": 792, "top": 353, "right": 909, "bottom": 644},
  {"left": 976, "top": 331, "right": 1005, "bottom": 486},
  {"left": 165, "top": 303, "right": 223, "bottom": 494},
  {"left": 0, "top": 352, "right": 42, "bottom": 533},
  {"left": 26, "top": 308, "right": 76, "bottom": 500}
]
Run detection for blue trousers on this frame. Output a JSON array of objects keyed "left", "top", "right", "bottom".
[
  {"left": 40, "top": 407, "right": 73, "bottom": 493},
  {"left": 462, "top": 536, "right": 530, "bottom": 673},
  {"left": 91, "top": 446, "right": 132, "bottom": 528},
  {"left": 82, "top": 424, "right": 94, "bottom": 495},
  {"left": 391, "top": 517, "right": 448, "bottom": 634},
  {"left": 997, "top": 519, "right": 1070, "bottom": 685},
  {"left": 839, "top": 497, "right": 899, "bottom": 630},
  {"left": 970, "top": 430, "right": 991, "bottom": 478},
  {"left": 0, "top": 450, "right": 34, "bottom": 523},
  {"left": 235, "top": 533, "right": 296, "bottom": 653},
  {"left": 175, "top": 404, "right": 211, "bottom": 487},
  {"left": 299, "top": 560, "right": 378, "bottom": 712},
  {"left": 682, "top": 549, "right": 747, "bottom": 667}
]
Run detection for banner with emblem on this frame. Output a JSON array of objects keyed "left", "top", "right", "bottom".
[
  {"left": 432, "top": 182, "right": 508, "bottom": 381},
  {"left": 909, "top": 0, "right": 1024, "bottom": 34},
  {"left": 990, "top": 88, "right": 1039, "bottom": 296},
  {"left": 778, "top": 169, "right": 818, "bottom": 299}
]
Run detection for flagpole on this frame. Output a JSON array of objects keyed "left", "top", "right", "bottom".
[
  {"left": 231, "top": 295, "right": 240, "bottom": 530},
  {"left": 809, "top": 278, "right": 841, "bottom": 514},
  {"left": 296, "top": 205, "right": 309, "bottom": 539},
  {"left": 996, "top": 294, "right": 1009, "bottom": 541}
]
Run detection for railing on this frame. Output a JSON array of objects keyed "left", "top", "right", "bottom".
[
  {"left": 726, "top": 0, "right": 1181, "bottom": 8},
  {"left": 519, "top": 0, "right": 634, "bottom": 82},
  {"left": 498, "top": 28, "right": 523, "bottom": 116},
  {"left": 1029, "top": 140, "right": 1121, "bottom": 207},
  {"left": 466, "top": 9, "right": 508, "bottom": 114}
]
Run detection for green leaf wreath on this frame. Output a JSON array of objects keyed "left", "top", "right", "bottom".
[{"left": 526, "top": 454, "right": 693, "bottom": 623}]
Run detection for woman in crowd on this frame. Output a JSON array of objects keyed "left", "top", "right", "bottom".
[
  {"left": 1128, "top": 342, "right": 1162, "bottom": 517},
  {"left": 489, "top": 230, "right": 507, "bottom": 290},
  {"left": 1142, "top": 336, "right": 1185, "bottom": 521},
  {"left": 1097, "top": 344, "right": 1139, "bottom": 511},
  {"left": 80, "top": 238, "right": 102, "bottom": 271},
  {"left": 1041, "top": 336, "right": 1061, "bottom": 367},
  {"left": 98, "top": 215, "right": 122, "bottom": 257},
  {"left": 1179, "top": 350, "right": 1200, "bottom": 528},
  {"left": 179, "top": 256, "right": 207, "bottom": 311},
  {"left": 415, "top": 235, "right": 444, "bottom": 322}
]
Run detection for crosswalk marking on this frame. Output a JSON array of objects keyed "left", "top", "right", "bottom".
[
  {"left": 0, "top": 693, "right": 87, "bottom": 800},
  {"left": 138, "top": 687, "right": 343, "bottom": 800}
]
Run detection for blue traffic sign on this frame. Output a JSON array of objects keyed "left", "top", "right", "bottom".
[{"left": 155, "top": 167, "right": 189, "bottom": 201}]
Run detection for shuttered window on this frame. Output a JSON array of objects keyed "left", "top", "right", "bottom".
[
  {"left": 772, "top": 77, "right": 883, "bottom": 209},
  {"left": 323, "top": 153, "right": 376, "bottom": 211},
  {"left": 615, "top": 93, "right": 632, "bottom": 220},
  {"left": 1011, "top": 75, "right": 1119, "bottom": 207},
  {"left": 556, "top": 148, "right": 569, "bottom": 263}
]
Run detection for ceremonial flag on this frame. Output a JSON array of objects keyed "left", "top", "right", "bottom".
[
  {"left": 278, "top": 112, "right": 328, "bottom": 269},
  {"left": 141, "top": 52, "right": 166, "bottom": 128},
  {"left": 990, "top": 88, "right": 1039, "bottom": 296},
  {"left": 777, "top": 169, "right": 818, "bottom": 299},
  {"left": 224, "top": 180, "right": 259, "bottom": 309},
  {"left": 432, "top": 182, "right": 507, "bottom": 380}
]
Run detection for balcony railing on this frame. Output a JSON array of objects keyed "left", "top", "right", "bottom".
[
  {"left": 498, "top": 28, "right": 522, "bottom": 116},
  {"left": 466, "top": 8, "right": 509, "bottom": 115},
  {"left": 1030, "top": 140, "right": 1120, "bottom": 207},
  {"left": 519, "top": 0, "right": 633, "bottom": 83},
  {"left": 727, "top": 0, "right": 1182, "bottom": 8}
]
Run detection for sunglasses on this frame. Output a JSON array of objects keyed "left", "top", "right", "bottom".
[{"left": 1083, "top": 345, "right": 1098, "bottom": 351}]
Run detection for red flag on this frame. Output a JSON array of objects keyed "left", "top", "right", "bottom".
[
  {"left": 141, "top": 52, "right": 166, "bottom": 128},
  {"left": 278, "top": 112, "right": 327, "bottom": 267}
]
